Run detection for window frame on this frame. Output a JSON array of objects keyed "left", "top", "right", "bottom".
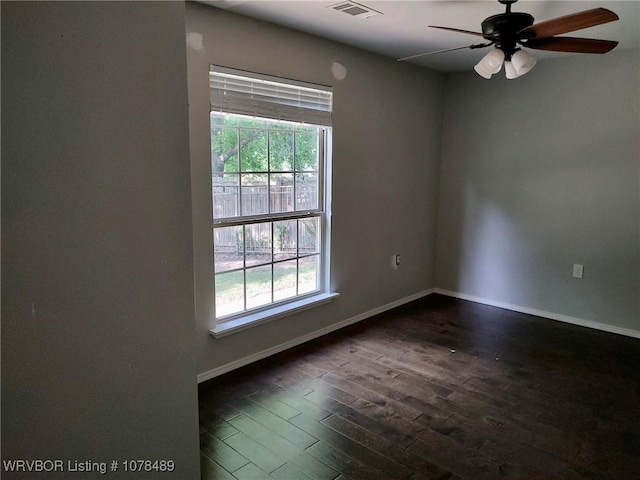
[{"left": 208, "top": 66, "right": 337, "bottom": 336}]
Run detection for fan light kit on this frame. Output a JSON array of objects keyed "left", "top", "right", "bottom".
[{"left": 399, "top": 0, "right": 619, "bottom": 80}]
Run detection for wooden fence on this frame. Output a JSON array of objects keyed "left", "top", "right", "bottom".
[{"left": 213, "top": 181, "right": 319, "bottom": 255}]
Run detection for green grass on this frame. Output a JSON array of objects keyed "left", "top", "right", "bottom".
[{"left": 215, "top": 262, "right": 317, "bottom": 307}]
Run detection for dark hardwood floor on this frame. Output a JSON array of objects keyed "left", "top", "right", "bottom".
[{"left": 198, "top": 294, "right": 640, "bottom": 479}]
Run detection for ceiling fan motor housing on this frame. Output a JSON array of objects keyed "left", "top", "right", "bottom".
[{"left": 481, "top": 12, "right": 534, "bottom": 55}]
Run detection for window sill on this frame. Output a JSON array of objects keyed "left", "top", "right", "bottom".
[{"left": 210, "top": 292, "right": 340, "bottom": 339}]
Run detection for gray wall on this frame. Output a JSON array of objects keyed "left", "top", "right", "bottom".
[
  {"left": 186, "top": 3, "right": 444, "bottom": 377},
  {"left": 2, "top": 2, "right": 200, "bottom": 478},
  {"left": 4, "top": 2, "right": 636, "bottom": 474},
  {"left": 436, "top": 50, "right": 640, "bottom": 332}
]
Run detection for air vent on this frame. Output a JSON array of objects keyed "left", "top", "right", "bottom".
[{"left": 327, "top": 1, "right": 382, "bottom": 19}]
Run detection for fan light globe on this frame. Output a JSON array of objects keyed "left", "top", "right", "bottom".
[
  {"left": 481, "top": 48, "right": 505, "bottom": 74},
  {"left": 474, "top": 62, "right": 493, "bottom": 79},
  {"left": 504, "top": 60, "right": 519, "bottom": 79},
  {"left": 511, "top": 49, "right": 537, "bottom": 76}
]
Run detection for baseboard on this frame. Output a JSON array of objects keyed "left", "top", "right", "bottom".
[
  {"left": 434, "top": 288, "right": 640, "bottom": 339},
  {"left": 197, "top": 288, "right": 435, "bottom": 383}
]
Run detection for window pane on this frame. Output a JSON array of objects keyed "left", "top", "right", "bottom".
[
  {"left": 246, "top": 265, "right": 272, "bottom": 309},
  {"left": 299, "top": 217, "right": 320, "bottom": 255},
  {"left": 212, "top": 127, "right": 239, "bottom": 173},
  {"left": 273, "top": 219, "right": 297, "bottom": 261},
  {"left": 269, "top": 130, "right": 294, "bottom": 171},
  {"left": 240, "top": 129, "right": 267, "bottom": 172},
  {"left": 213, "top": 174, "right": 239, "bottom": 219},
  {"left": 271, "top": 120, "right": 294, "bottom": 131},
  {"left": 214, "top": 225, "right": 243, "bottom": 273},
  {"left": 241, "top": 174, "right": 268, "bottom": 216},
  {"left": 270, "top": 174, "right": 294, "bottom": 213},
  {"left": 210, "top": 106, "right": 330, "bottom": 320},
  {"left": 274, "top": 259, "right": 297, "bottom": 302},
  {"left": 298, "top": 255, "right": 319, "bottom": 295},
  {"left": 215, "top": 270, "right": 244, "bottom": 317},
  {"left": 295, "top": 131, "right": 318, "bottom": 171},
  {"left": 296, "top": 173, "right": 318, "bottom": 210},
  {"left": 211, "top": 112, "right": 237, "bottom": 127},
  {"left": 245, "top": 223, "right": 271, "bottom": 267},
  {"left": 238, "top": 117, "right": 267, "bottom": 129}
]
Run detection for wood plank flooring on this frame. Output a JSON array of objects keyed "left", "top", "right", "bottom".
[{"left": 198, "top": 294, "right": 640, "bottom": 479}]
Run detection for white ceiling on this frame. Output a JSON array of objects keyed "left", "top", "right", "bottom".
[{"left": 198, "top": 0, "right": 640, "bottom": 72}]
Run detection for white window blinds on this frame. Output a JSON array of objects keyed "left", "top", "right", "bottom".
[{"left": 209, "top": 65, "right": 332, "bottom": 126}]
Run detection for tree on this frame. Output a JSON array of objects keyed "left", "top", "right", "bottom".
[{"left": 211, "top": 114, "right": 318, "bottom": 176}]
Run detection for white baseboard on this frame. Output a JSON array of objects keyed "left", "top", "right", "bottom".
[
  {"left": 198, "top": 287, "right": 639, "bottom": 382},
  {"left": 434, "top": 288, "right": 640, "bottom": 339},
  {"left": 197, "top": 289, "right": 434, "bottom": 383}
]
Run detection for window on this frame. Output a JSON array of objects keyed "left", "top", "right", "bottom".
[{"left": 210, "top": 66, "right": 335, "bottom": 329}]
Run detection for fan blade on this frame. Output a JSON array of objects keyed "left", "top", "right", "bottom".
[
  {"left": 398, "top": 43, "right": 491, "bottom": 62},
  {"left": 429, "top": 25, "right": 493, "bottom": 40},
  {"left": 518, "top": 8, "right": 619, "bottom": 39},
  {"left": 524, "top": 37, "right": 618, "bottom": 54}
]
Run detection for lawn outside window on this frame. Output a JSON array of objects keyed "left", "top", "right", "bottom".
[{"left": 209, "top": 66, "right": 336, "bottom": 336}]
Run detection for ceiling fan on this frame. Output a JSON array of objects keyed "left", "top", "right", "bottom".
[{"left": 399, "top": 0, "right": 619, "bottom": 79}]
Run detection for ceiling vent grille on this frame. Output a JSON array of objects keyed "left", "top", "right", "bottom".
[{"left": 327, "top": 2, "right": 382, "bottom": 19}]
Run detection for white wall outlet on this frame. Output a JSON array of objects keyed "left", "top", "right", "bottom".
[
  {"left": 573, "top": 264, "right": 584, "bottom": 278},
  {"left": 392, "top": 254, "right": 400, "bottom": 269}
]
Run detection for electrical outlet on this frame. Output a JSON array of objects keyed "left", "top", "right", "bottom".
[
  {"left": 573, "top": 264, "right": 584, "bottom": 278},
  {"left": 392, "top": 254, "right": 400, "bottom": 270}
]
